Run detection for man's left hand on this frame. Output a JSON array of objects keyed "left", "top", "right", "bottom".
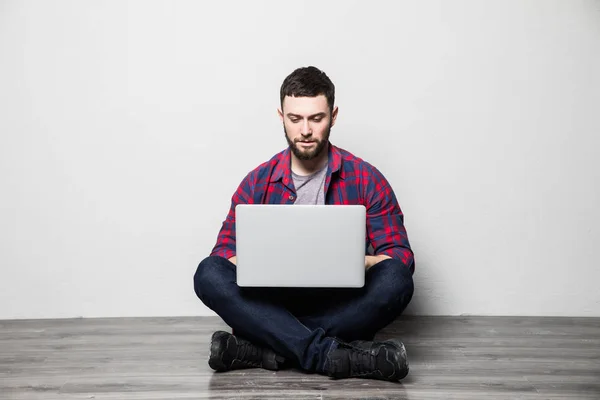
[{"left": 365, "top": 254, "right": 392, "bottom": 270}]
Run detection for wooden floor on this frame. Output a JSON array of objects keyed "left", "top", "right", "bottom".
[{"left": 1, "top": 316, "right": 599, "bottom": 400}]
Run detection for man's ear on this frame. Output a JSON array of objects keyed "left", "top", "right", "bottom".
[
  {"left": 277, "top": 108, "right": 284, "bottom": 122},
  {"left": 330, "top": 106, "right": 339, "bottom": 128}
]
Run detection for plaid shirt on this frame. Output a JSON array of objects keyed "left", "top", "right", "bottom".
[{"left": 210, "top": 143, "right": 415, "bottom": 272}]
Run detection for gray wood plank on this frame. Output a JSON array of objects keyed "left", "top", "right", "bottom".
[{"left": 1, "top": 316, "right": 599, "bottom": 399}]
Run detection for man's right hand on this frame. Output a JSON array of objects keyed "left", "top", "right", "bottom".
[{"left": 228, "top": 256, "right": 237, "bottom": 266}]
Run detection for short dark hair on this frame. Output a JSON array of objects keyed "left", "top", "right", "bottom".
[{"left": 280, "top": 66, "right": 335, "bottom": 112}]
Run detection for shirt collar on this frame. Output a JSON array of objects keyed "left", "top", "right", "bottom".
[{"left": 270, "top": 142, "right": 344, "bottom": 183}]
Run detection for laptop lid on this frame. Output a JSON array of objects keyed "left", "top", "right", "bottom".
[{"left": 235, "top": 204, "right": 366, "bottom": 288}]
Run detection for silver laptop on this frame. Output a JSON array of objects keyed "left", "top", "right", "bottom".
[{"left": 235, "top": 204, "right": 366, "bottom": 288}]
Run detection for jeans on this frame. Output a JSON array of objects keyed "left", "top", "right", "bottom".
[{"left": 193, "top": 255, "right": 414, "bottom": 373}]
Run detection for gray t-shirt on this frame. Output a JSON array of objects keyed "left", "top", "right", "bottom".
[{"left": 292, "top": 164, "right": 328, "bottom": 205}]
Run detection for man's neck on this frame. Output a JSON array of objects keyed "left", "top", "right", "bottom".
[{"left": 290, "top": 142, "right": 329, "bottom": 176}]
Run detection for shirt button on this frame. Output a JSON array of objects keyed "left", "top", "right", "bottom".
[{"left": 289, "top": 195, "right": 295, "bottom": 201}]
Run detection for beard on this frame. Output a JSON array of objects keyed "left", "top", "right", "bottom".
[{"left": 284, "top": 123, "right": 331, "bottom": 161}]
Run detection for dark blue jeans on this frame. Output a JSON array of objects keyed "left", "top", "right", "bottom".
[{"left": 193, "top": 256, "right": 414, "bottom": 373}]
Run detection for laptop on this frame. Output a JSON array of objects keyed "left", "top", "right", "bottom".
[{"left": 235, "top": 204, "right": 366, "bottom": 288}]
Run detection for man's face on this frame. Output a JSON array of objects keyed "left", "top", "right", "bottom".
[{"left": 279, "top": 95, "right": 338, "bottom": 161}]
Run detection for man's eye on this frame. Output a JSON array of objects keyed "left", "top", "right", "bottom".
[
  {"left": 290, "top": 119, "right": 300, "bottom": 123},
  {"left": 312, "top": 118, "right": 323, "bottom": 122}
]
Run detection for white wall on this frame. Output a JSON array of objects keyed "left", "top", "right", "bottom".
[{"left": 1, "top": 0, "right": 599, "bottom": 319}]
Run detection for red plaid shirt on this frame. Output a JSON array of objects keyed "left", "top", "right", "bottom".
[{"left": 210, "top": 143, "right": 415, "bottom": 272}]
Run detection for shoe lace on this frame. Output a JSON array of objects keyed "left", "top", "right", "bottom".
[
  {"left": 236, "top": 339, "right": 262, "bottom": 367},
  {"left": 349, "top": 348, "right": 376, "bottom": 376}
]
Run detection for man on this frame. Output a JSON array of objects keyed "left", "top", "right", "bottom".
[{"left": 194, "top": 66, "right": 415, "bottom": 382}]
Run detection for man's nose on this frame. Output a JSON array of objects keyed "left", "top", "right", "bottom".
[{"left": 301, "top": 120, "right": 312, "bottom": 136}]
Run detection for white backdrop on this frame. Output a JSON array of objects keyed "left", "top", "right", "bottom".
[{"left": 1, "top": 0, "right": 599, "bottom": 319}]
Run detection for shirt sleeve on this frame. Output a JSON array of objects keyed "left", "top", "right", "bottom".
[
  {"left": 209, "top": 173, "right": 254, "bottom": 259},
  {"left": 365, "top": 166, "right": 415, "bottom": 273}
]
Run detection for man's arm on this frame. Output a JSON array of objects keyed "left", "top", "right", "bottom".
[
  {"left": 364, "top": 165, "right": 415, "bottom": 272},
  {"left": 210, "top": 173, "right": 254, "bottom": 261}
]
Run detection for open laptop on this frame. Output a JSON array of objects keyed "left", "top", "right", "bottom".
[{"left": 235, "top": 204, "right": 366, "bottom": 288}]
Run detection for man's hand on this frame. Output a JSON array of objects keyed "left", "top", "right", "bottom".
[
  {"left": 365, "top": 254, "right": 392, "bottom": 270},
  {"left": 228, "top": 256, "right": 237, "bottom": 266}
]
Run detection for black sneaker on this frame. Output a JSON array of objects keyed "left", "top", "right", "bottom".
[
  {"left": 208, "top": 331, "right": 285, "bottom": 372},
  {"left": 325, "top": 339, "right": 409, "bottom": 381}
]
